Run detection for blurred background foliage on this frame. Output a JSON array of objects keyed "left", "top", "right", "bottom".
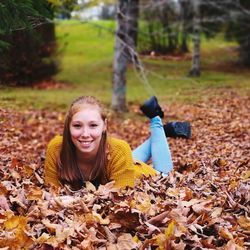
[{"left": 0, "top": 0, "right": 249, "bottom": 110}]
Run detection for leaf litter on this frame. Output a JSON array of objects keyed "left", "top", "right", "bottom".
[{"left": 0, "top": 90, "right": 249, "bottom": 249}]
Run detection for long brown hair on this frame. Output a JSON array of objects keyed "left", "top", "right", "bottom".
[{"left": 58, "top": 96, "right": 108, "bottom": 189}]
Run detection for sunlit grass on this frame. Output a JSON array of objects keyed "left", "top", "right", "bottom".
[{"left": 55, "top": 20, "right": 115, "bottom": 85}]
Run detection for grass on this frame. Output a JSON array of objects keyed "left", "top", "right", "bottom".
[
  {"left": 55, "top": 19, "right": 115, "bottom": 86},
  {"left": 0, "top": 19, "right": 249, "bottom": 111}
]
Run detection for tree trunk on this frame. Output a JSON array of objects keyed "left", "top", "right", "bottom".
[
  {"left": 112, "top": 0, "right": 139, "bottom": 111},
  {"left": 189, "top": 0, "right": 201, "bottom": 76},
  {"left": 112, "top": 0, "right": 128, "bottom": 111},
  {"left": 126, "top": 0, "right": 139, "bottom": 64},
  {"left": 179, "top": 0, "right": 189, "bottom": 53}
]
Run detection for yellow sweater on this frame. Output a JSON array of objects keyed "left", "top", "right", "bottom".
[{"left": 44, "top": 135, "right": 156, "bottom": 188}]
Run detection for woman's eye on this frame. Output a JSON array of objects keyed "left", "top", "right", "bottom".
[
  {"left": 73, "top": 124, "right": 81, "bottom": 128},
  {"left": 90, "top": 124, "right": 98, "bottom": 128}
]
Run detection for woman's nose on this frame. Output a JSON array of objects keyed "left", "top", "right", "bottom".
[{"left": 81, "top": 127, "right": 90, "bottom": 137}]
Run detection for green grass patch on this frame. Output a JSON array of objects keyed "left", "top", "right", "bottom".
[{"left": 55, "top": 20, "right": 115, "bottom": 85}]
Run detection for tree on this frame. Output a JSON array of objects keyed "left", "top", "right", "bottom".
[
  {"left": 225, "top": 0, "right": 250, "bottom": 66},
  {"left": 189, "top": 0, "right": 201, "bottom": 76},
  {"left": 179, "top": 0, "right": 191, "bottom": 53},
  {"left": 126, "top": 0, "right": 139, "bottom": 63},
  {"left": 0, "top": 0, "right": 57, "bottom": 85},
  {"left": 139, "top": 0, "right": 181, "bottom": 54},
  {"left": 0, "top": 0, "right": 52, "bottom": 37},
  {"left": 194, "top": 0, "right": 250, "bottom": 67},
  {"left": 112, "top": 0, "right": 139, "bottom": 111}
]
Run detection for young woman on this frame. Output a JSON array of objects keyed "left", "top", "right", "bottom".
[{"left": 44, "top": 96, "right": 173, "bottom": 190}]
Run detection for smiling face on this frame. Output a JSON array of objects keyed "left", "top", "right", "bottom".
[{"left": 70, "top": 104, "right": 106, "bottom": 160}]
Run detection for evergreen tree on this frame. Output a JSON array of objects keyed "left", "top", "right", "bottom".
[
  {"left": 0, "top": 0, "right": 57, "bottom": 85},
  {"left": 0, "top": 0, "right": 52, "bottom": 36}
]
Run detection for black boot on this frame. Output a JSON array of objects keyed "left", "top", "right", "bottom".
[
  {"left": 140, "top": 96, "right": 164, "bottom": 119},
  {"left": 164, "top": 122, "right": 191, "bottom": 139}
]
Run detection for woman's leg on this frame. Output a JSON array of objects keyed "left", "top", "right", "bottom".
[
  {"left": 132, "top": 116, "right": 173, "bottom": 174},
  {"left": 132, "top": 138, "right": 151, "bottom": 163},
  {"left": 150, "top": 116, "right": 173, "bottom": 174}
]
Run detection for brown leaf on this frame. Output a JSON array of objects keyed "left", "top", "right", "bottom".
[
  {"left": 107, "top": 233, "right": 138, "bottom": 250},
  {"left": 238, "top": 216, "right": 250, "bottom": 230},
  {"left": 0, "top": 91, "right": 250, "bottom": 248}
]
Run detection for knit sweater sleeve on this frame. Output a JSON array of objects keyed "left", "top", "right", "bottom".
[
  {"left": 106, "top": 137, "right": 156, "bottom": 188},
  {"left": 44, "top": 135, "right": 62, "bottom": 188}
]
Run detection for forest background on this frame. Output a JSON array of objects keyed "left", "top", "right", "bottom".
[{"left": 0, "top": 0, "right": 249, "bottom": 249}]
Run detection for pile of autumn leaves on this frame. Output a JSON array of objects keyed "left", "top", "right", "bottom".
[{"left": 0, "top": 90, "right": 249, "bottom": 249}]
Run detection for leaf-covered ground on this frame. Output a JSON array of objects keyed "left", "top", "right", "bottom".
[{"left": 0, "top": 90, "right": 249, "bottom": 249}]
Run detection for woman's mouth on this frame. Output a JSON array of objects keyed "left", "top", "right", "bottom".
[{"left": 79, "top": 140, "right": 93, "bottom": 148}]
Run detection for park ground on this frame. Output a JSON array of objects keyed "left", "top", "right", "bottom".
[
  {"left": 0, "top": 87, "right": 249, "bottom": 248},
  {"left": 0, "top": 20, "right": 249, "bottom": 248}
]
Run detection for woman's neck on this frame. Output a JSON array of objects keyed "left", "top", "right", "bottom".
[
  {"left": 78, "top": 155, "right": 95, "bottom": 165},
  {"left": 76, "top": 152, "right": 96, "bottom": 180},
  {"left": 76, "top": 150, "right": 96, "bottom": 164}
]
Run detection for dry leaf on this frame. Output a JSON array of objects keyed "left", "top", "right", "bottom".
[{"left": 0, "top": 91, "right": 249, "bottom": 249}]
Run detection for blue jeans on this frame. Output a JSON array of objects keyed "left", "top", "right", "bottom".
[{"left": 132, "top": 116, "right": 173, "bottom": 174}]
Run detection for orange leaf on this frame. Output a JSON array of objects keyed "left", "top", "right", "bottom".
[
  {"left": 238, "top": 216, "right": 250, "bottom": 230},
  {"left": 26, "top": 187, "right": 43, "bottom": 201}
]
